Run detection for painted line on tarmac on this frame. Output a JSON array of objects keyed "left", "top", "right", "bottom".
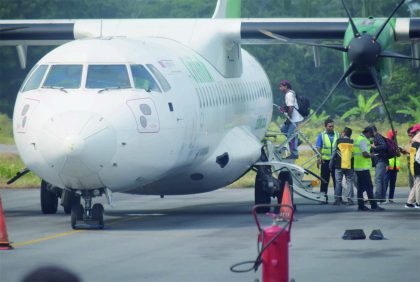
[
  {"left": 11, "top": 216, "right": 148, "bottom": 248},
  {"left": 11, "top": 230, "right": 84, "bottom": 248}
]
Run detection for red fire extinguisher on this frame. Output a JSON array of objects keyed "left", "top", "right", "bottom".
[{"left": 253, "top": 204, "right": 294, "bottom": 282}]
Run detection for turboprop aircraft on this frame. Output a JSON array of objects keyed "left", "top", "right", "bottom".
[{"left": 1, "top": 0, "right": 419, "bottom": 229}]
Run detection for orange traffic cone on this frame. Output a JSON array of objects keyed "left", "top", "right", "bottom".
[
  {"left": 279, "top": 181, "right": 293, "bottom": 221},
  {"left": 0, "top": 195, "right": 12, "bottom": 250}
]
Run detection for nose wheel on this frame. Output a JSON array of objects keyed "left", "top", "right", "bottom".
[{"left": 70, "top": 191, "right": 104, "bottom": 230}]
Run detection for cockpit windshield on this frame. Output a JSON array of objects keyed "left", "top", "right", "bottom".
[
  {"left": 43, "top": 65, "right": 83, "bottom": 89},
  {"left": 86, "top": 65, "right": 131, "bottom": 89},
  {"left": 131, "top": 65, "right": 161, "bottom": 92}
]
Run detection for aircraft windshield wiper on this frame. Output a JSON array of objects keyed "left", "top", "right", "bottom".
[
  {"left": 42, "top": 86, "right": 68, "bottom": 93},
  {"left": 97, "top": 86, "right": 130, "bottom": 93}
]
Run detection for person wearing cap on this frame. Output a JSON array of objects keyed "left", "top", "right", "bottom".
[
  {"left": 405, "top": 124, "right": 420, "bottom": 208},
  {"left": 354, "top": 126, "right": 384, "bottom": 211},
  {"left": 384, "top": 129, "right": 400, "bottom": 203},
  {"left": 278, "top": 80, "right": 303, "bottom": 159},
  {"left": 316, "top": 117, "right": 339, "bottom": 199}
]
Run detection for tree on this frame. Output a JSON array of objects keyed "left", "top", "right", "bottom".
[{"left": 341, "top": 93, "right": 381, "bottom": 120}]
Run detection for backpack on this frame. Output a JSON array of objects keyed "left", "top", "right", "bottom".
[
  {"left": 384, "top": 137, "right": 398, "bottom": 159},
  {"left": 295, "top": 94, "right": 310, "bottom": 117}
]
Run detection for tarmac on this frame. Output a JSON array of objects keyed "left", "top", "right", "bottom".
[{"left": 0, "top": 187, "right": 419, "bottom": 282}]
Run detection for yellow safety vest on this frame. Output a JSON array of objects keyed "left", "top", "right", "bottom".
[
  {"left": 354, "top": 134, "right": 371, "bottom": 170},
  {"left": 388, "top": 156, "right": 400, "bottom": 171},
  {"left": 321, "top": 131, "right": 339, "bottom": 160},
  {"left": 338, "top": 142, "right": 353, "bottom": 169},
  {"left": 409, "top": 147, "right": 416, "bottom": 176}
]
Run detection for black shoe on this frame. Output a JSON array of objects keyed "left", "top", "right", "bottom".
[
  {"left": 371, "top": 206, "right": 385, "bottom": 211},
  {"left": 284, "top": 155, "right": 298, "bottom": 159},
  {"left": 405, "top": 203, "right": 415, "bottom": 208},
  {"left": 358, "top": 206, "right": 370, "bottom": 211}
]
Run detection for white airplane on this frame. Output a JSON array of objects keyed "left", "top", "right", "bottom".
[{"left": 1, "top": 0, "right": 419, "bottom": 229}]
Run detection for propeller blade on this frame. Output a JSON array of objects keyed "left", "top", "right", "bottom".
[
  {"left": 374, "top": 0, "right": 406, "bottom": 40},
  {"left": 379, "top": 50, "right": 420, "bottom": 61},
  {"left": 368, "top": 67, "right": 397, "bottom": 145},
  {"left": 341, "top": 0, "right": 360, "bottom": 37},
  {"left": 259, "top": 30, "right": 347, "bottom": 52},
  {"left": 298, "top": 63, "right": 356, "bottom": 127}
]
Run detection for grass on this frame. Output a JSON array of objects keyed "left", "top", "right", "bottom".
[{"left": 0, "top": 153, "right": 41, "bottom": 188}]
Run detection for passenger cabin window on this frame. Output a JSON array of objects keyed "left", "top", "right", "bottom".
[
  {"left": 86, "top": 65, "right": 130, "bottom": 89},
  {"left": 21, "top": 65, "right": 48, "bottom": 92},
  {"left": 131, "top": 65, "right": 160, "bottom": 92},
  {"left": 146, "top": 64, "right": 171, "bottom": 92},
  {"left": 43, "top": 65, "right": 83, "bottom": 89}
]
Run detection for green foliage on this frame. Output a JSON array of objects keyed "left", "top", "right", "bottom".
[
  {"left": 0, "top": 113, "right": 14, "bottom": 144},
  {"left": 396, "top": 95, "right": 420, "bottom": 122},
  {"left": 341, "top": 93, "right": 381, "bottom": 120}
]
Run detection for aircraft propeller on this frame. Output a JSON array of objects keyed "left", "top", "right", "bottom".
[{"left": 261, "top": 0, "right": 420, "bottom": 139}]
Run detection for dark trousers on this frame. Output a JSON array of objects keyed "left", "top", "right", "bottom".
[
  {"left": 356, "top": 170, "right": 378, "bottom": 208},
  {"left": 320, "top": 160, "right": 335, "bottom": 195},
  {"left": 385, "top": 170, "right": 398, "bottom": 200}
]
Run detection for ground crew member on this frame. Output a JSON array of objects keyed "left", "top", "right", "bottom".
[
  {"left": 354, "top": 126, "right": 384, "bottom": 211},
  {"left": 330, "top": 127, "right": 354, "bottom": 205},
  {"left": 385, "top": 129, "right": 400, "bottom": 203},
  {"left": 405, "top": 124, "right": 420, "bottom": 208},
  {"left": 316, "top": 118, "right": 339, "bottom": 200}
]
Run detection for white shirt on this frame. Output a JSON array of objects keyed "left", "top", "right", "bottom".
[{"left": 285, "top": 90, "right": 304, "bottom": 123}]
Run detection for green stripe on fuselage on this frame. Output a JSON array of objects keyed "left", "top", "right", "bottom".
[{"left": 181, "top": 57, "right": 214, "bottom": 83}]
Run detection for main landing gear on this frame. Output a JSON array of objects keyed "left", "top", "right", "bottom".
[
  {"left": 40, "top": 179, "right": 105, "bottom": 229},
  {"left": 254, "top": 149, "right": 294, "bottom": 213}
]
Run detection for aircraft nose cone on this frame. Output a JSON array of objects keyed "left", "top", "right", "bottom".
[
  {"left": 37, "top": 111, "right": 117, "bottom": 188},
  {"left": 64, "top": 135, "right": 85, "bottom": 156}
]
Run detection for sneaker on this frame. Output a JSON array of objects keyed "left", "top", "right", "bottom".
[
  {"left": 371, "top": 206, "right": 385, "bottom": 211},
  {"left": 358, "top": 206, "right": 370, "bottom": 211},
  {"left": 415, "top": 204, "right": 420, "bottom": 209},
  {"left": 405, "top": 203, "right": 415, "bottom": 208}
]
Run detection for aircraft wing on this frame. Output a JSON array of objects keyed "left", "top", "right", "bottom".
[
  {"left": 1, "top": 18, "right": 419, "bottom": 70},
  {"left": 240, "top": 18, "right": 420, "bottom": 43}
]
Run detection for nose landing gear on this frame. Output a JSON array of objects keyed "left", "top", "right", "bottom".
[{"left": 71, "top": 190, "right": 104, "bottom": 230}]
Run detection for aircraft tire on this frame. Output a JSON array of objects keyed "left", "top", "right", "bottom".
[
  {"left": 254, "top": 171, "right": 271, "bottom": 213},
  {"left": 40, "top": 180, "right": 58, "bottom": 214},
  {"left": 63, "top": 192, "right": 80, "bottom": 215},
  {"left": 71, "top": 204, "right": 84, "bottom": 229},
  {"left": 92, "top": 203, "right": 104, "bottom": 229}
]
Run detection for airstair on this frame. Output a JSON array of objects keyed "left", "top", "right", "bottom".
[{"left": 254, "top": 112, "right": 327, "bottom": 204}]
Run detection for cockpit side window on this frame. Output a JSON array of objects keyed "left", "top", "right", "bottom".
[
  {"left": 130, "top": 65, "right": 161, "bottom": 92},
  {"left": 146, "top": 64, "right": 171, "bottom": 92},
  {"left": 21, "top": 65, "right": 48, "bottom": 92},
  {"left": 43, "top": 65, "right": 83, "bottom": 89},
  {"left": 86, "top": 65, "right": 131, "bottom": 89}
]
